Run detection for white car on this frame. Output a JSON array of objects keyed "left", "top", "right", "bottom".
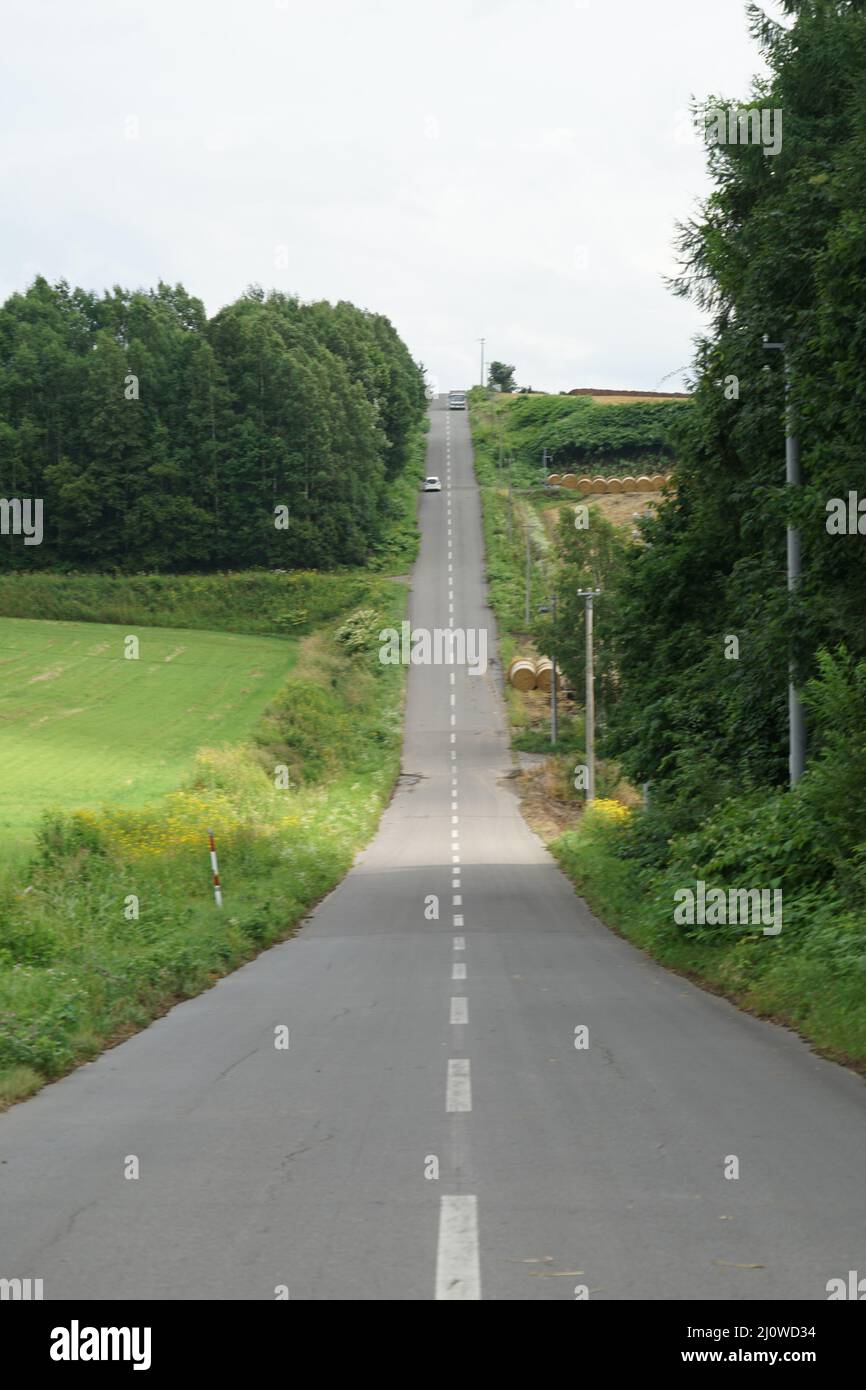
[{"left": 423, "top": 476, "right": 442, "bottom": 493}]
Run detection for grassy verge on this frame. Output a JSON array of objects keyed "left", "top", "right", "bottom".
[
  {"left": 0, "top": 578, "right": 408, "bottom": 1107},
  {"left": 0, "top": 570, "right": 390, "bottom": 638},
  {"left": 366, "top": 422, "right": 426, "bottom": 572},
  {"left": 470, "top": 394, "right": 588, "bottom": 758},
  {"left": 552, "top": 804, "right": 866, "bottom": 1072}
]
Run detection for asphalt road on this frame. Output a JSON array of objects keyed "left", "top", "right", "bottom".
[{"left": 1, "top": 396, "right": 865, "bottom": 1301}]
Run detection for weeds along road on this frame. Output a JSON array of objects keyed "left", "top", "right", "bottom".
[{"left": 1, "top": 396, "right": 865, "bottom": 1301}]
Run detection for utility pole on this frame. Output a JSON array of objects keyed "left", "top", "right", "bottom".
[
  {"left": 478, "top": 337, "right": 485, "bottom": 388},
  {"left": 762, "top": 337, "right": 805, "bottom": 786},
  {"left": 537, "top": 596, "right": 558, "bottom": 745},
  {"left": 578, "top": 588, "right": 602, "bottom": 800},
  {"left": 550, "top": 592, "right": 558, "bottom": 746}
]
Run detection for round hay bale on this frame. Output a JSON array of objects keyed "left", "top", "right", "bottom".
[
  {"left": 620, "top": 476, "right": 639, "bottom": 492},
  {"left": 508, "top": 658, "right": 536, "bottom": 686},
  {"left": 560, "top": 473, "right": 579, "bottom": 490},
  {"left": 509, "top": 658, "right": 537, "bottom": 691},
  {"left": 546, "top": 474, "right": 561, "bottom": 487},
  {"left": 605, "top": 477, "right": 624, "bottom": 493},
  {"left": 635, "top": 475, "right": 653, "bottom": 490},
  {"left": 650, "top": 473, "right": 666, "bottom": 488},
  {"left": 591, "top": 477, "right": 609, "bottom": 493},
  {"left": 535, "top": 657, "right": 554, "bottom": 692},
  {"left": 576, "top": 477, "right": 594, "bottom": 494}
]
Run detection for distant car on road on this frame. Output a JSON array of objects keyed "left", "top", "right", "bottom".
[
  {"left": 447, "top": 391, "right": 467, "bottom": 410},
  {"left": 423, "top": 476, "right": 442, "bottom": 493}
]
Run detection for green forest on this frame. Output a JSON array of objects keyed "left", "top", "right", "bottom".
[
  {"left": 480, "top": 0, "right": 866, "bottom": 1065},
  {"left": 605, "top": 0, "right": 866, "bottom": 822},
  {"left": 0, "top": 280, "right": 426, "bottom": 571}
]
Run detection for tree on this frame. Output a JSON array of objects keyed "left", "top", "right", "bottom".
[
  {"left": 603, "top": 0, "right": 866, "bottom": 825},
  {"left": 0, "top": 279, "right": 425, "bottom": 572},
  {"left": 487, "top": 361, "right": 516, "bottom": 392},
  {"left": 537, "top": 505, "right": 630, "bottom": 726}
]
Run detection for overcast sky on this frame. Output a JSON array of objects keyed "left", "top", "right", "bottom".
[{"left": 1, "top": 0, "right": 785, "bottom": 393}]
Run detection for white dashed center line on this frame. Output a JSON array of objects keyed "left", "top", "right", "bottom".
[
  {"left": 446, "top": 1059, "right": 472, "bottom": 1112},
  {"left": 450, "top": 996, "right": 468, "bottom": 1025},
  {"left": 435, "top": 1195, "right": 480, "bottom": 1300}
]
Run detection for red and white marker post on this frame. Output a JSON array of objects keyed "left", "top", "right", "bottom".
[{"left": 208, "top": 828, "right": 223, "bottom": 907}]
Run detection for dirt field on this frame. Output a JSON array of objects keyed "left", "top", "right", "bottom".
[{"left": 540, "top": 489, "right": 663, "bottom": 537}]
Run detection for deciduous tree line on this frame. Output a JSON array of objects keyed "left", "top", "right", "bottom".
[{"left": 0, "top": 279, "right": 426, "bottom": 571}]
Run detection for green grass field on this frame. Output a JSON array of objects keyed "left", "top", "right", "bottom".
[{"left": 0, "top": 617, "right": 296, "bottom": 860}]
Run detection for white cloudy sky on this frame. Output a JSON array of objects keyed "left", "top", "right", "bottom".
[{"left": 0, "top": 0, "right": 785, "bottom": 393}]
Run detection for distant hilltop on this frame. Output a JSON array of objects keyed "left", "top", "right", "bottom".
[{"left": 566, "top": 387, "right": 691, "bottom": 401}]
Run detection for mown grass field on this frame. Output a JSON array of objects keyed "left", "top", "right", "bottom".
[{"left": 0, "top": 617, "right": 296, "bottom": 863}]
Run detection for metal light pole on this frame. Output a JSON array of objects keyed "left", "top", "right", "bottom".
[
  {"left": 762, "top": 337, "right": 806, "bottom": 786},
  {"left": 578, "top": 588, "right": 602, "bottom": 800}
]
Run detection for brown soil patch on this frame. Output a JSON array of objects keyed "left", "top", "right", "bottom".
[
  {"left": 516, "top": 760, "right": 584, "bottom": 842},
  {"left": 540, "top": 490, "right": 664, "bottom": 532}
]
